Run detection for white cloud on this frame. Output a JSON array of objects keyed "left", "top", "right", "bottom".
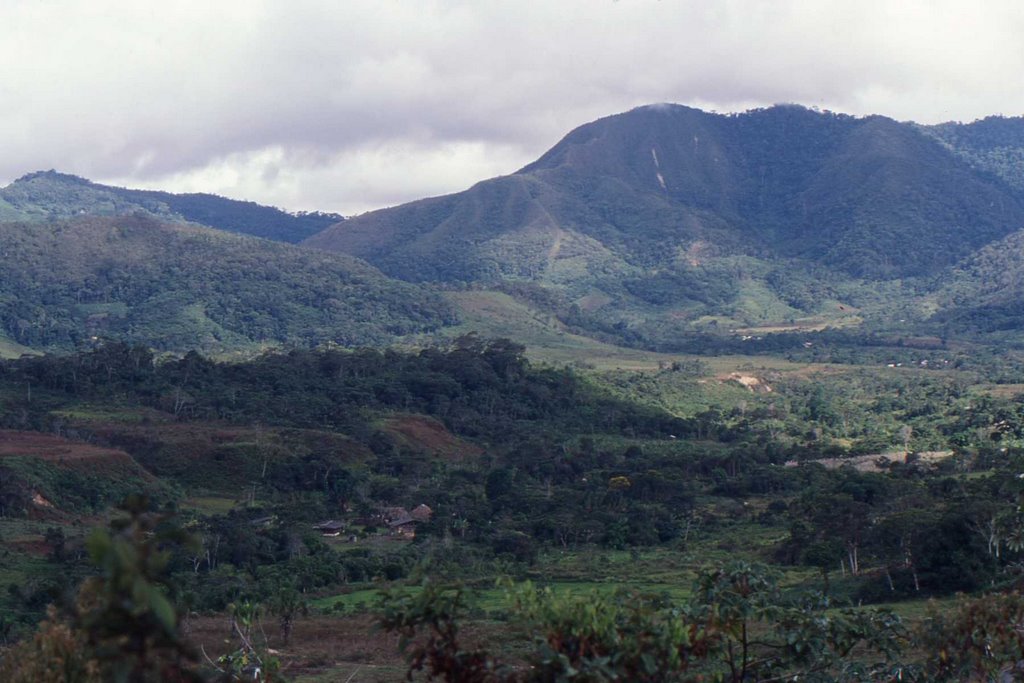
[
  {"left": 3, "top": 0, "right": 1024, "bottom": 213},
  {"left": 102, "top": 139, "right": 527, "bottom": 215}
]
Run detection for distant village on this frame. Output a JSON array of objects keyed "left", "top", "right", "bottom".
[{"left": 312, "top": 504, "right": 433, "bottom": 542}]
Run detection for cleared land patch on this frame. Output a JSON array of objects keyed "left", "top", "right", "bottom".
[{"left": 0, "top": 429, "right": 145, "bottom": 468}]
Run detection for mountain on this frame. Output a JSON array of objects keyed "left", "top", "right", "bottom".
[
  {"left": 0, "top": 214, "right": 456, "bottom": 353},
  {"left": 931, "top": 226, "right": 1024, "bottom": 335},
  {"left": 921, "top": 115, "right": 1024, "bottom": 192},
  {"left": 304, "top": 104, "right": 1024, "bottom": 345},
  {"left": 0, "top": 171, "right": 341, "bottom": 243}
]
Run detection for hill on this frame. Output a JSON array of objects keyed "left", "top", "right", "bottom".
[
  {"left": 0, "top": 214, "right": 456, "bottom": 353},
  {"left": 305, "top": 104, "right": 1024, "bottom": 346},
  {"left": 0, "top": 429, "right": 161, "bottom": 517},
  {"left": 0, "top": 170, "right": 341, "bottom": 243},
  {"left": 922, "top": 115, "right": 1024, "bottom": 192},
  {"left": 931, "top": 227, "right": 1024, "bottom": 336}
]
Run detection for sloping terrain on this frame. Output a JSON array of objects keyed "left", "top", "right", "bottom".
[
  {"left": 922, "top": 115, "right": 1024, "bottom": 192},
  {"left": 0, "top": 429, "right": 160, "bottom": 517},
  {"left": 0, "top": 214, "right": 456, "bottom": 353},
  {"left": 380, "top": 414, "right": 483, "bottom": 461},
  {"left": 932, "top": 227, "right": 1024, "bottom": 335},
  {"left": 0, "top": 170, "right": 341, "bottom": 242},
  {"left": 306, "top": 105, "right": 1024, "bottom": 345}
]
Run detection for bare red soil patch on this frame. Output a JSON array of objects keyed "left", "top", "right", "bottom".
[
  {"left": 382, "top": 415, "right": 483, "bottom": 461},
  {"left": 0, "top": 429, "right": 138, "bottom": 466},
  {"left": 6, "top": 538, "right": 51, "bottom": 557}
]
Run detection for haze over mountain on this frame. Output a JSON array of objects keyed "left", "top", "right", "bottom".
[
  {"left": 305, "top": 104, "right": 1024, "bottom": 347},
  {"left": 0, "top": 171, "right": 342, "bottom": 243}
]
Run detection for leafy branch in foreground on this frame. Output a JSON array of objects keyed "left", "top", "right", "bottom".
[
  {"left": 0, "top": 495, "right": 203, "bottom": 682},
  {"left": 917, "top": 590, "right": 1024, "bottom": 681},
  {"left": 379, "top": 583, "right": 509, "bottom": 682},
  {"left": 379, "top": 562, "right": 911, "bottom": 682}
]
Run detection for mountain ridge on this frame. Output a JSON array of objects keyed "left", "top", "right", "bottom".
[
  {"left": 307, "top": 104, "right": 1024, "bottom": 279},
  {"left": 0, "top": 213, "right": 456, "bottom": 354},
  {"left": 0, "top": 170, "right": 342, "bottom": 243},
  {"left": 303, "top": 104, "right": 1024, "bottom": 346},
  {"left": 7, "top": 104, "right": 1024, "bottom": 354}
]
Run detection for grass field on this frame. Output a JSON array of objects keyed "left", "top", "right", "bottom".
[
  {"left": 0, "top": 335, "right": 36, "bottom": 359},
  {"left": 419, "top": 290, "right": 688, "bottom": 370},
  {"left": 179, "top": 494, "right": 240, "bottom": 515},
  {"left": 428, "top": 290, "right": 855, "bottom": 375}
]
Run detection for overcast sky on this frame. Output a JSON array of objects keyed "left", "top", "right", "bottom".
[{"left": 4, "top": 1, "right": 1024, "bottom": 215}]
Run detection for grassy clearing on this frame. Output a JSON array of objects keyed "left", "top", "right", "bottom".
[
  {"left": 979, "top": 382, "right": 1024, "bottom": 398},
  {"left": 313, "top": 578, "right": 693, "bottom": 615},
  {"left": 179, "top": 495, "right": 239, "bottom": 515},
  {"left": 314, "top": 530, "right": 817, "bottom": 618},
  {"left": 51, "top": 403, "right": 174, "bottom": 424},
  {"left": 872, "top": 596, "right": 956, "bottom": 624},
  {"left": 422, "top": 290, "right": 687, "bottom": 370},
  {"left": 0, "top": 335, "right": 37, "bottom": 359}
]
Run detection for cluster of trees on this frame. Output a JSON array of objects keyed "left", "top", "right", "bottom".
[
  {"left": 777, "top": 460, "right": 1024, "bottom": 598},
  {"left": 7, "top": 338, "right": 1024, "bottom": 677},
  {"left": 383, "top": 569, "right": 1024, "bottom": 682},
  {"left": 0, "top": 215, "right": 455, "bottom": 352},
  {"left": 923, "top": 115, "right": 1024, "bottom": 191},
  {"left": 8, "top": 499, "right": 1024, "bottom": 681},
  {"left": 0, "top": 339, "right": 685, "bottom": 439}
]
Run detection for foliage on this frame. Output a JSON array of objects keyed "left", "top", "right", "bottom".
[
  {"left": 0, "top": 170, "right": 341, "bottom": 243},
  {"left": 917, "top": 591, "right": 1024, "bottom": 681},
  {"left": 0, "top": 606, "right": 102, "bottom": 683},
  {"left": 0, "top": 495, "right": 203, "bottom": 682},
  {"left": 510, "top": 582, "right": 708, "bottom": 682},
  {"left": 380, "top": 583, "right": 509, "bottom": 682},
  {"left": 686, "top": 562, "right": 907, "bottom": 682},
  {"left": 0, "top": 214, "right": 455, "bottom": 353},
  {"left": 210, "top": 599, "right": 282, "bottom": 682},
  {"left": 380, "top": 564, "right": 909, "bottom": 682},
  {"left": 922, "top": 115, "right": 1024, "bottom": 192}
]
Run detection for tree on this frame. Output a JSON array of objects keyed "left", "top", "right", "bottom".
[
  {"left": 379, "top": 583, "right": 507, "bottom": 682},
  {"left": 918, "top": 591, "right": 1024, "bottom": 681},
  {"left": 266, "top": 583, "right": 308, "bottom": 646},
  {"left": 378, "top": 565, "right": 908, "bottom": 682},
  {"left": 0, "top": 495, "right": 203, "bottom": 682}
]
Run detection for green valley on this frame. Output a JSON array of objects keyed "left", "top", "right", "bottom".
[{"left": 7, "top": 104, "right": 1024, "bottom": 681}]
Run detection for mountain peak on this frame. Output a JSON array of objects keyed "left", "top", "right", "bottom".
[{"left": 304, "top": 102, "right": 1024, "bottom": 346}]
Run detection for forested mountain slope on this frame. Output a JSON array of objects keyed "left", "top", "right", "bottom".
[
  {"left": 0, "top": 215, "right": 455, "bottom": 353},
  {"left": 307, "top": 105, "right": 1024, "bottom": 281},
  {"left": 0, "top": 170, "right": 341, "bottom": 243},
  {"left": 304, "top": 104, "right": 1024, "bottom": 346},
  {"left": 923, "top": 115, "right": 1024, "bottom": 192},
  {"left": 932, "top": 227, "right": 1024, "bottom": 335}
]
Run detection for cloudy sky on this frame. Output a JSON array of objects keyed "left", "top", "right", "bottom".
[{"left": 4, "top": 1, "right": 1024, "bottom": 215}]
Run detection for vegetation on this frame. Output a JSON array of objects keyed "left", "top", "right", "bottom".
[
  {"left": 0, "top": 171, "right": 341, "bottom": 243},
  {"left": 2, "top": 337, "right": 1024, "bottom": 677},
  {"left": 8, "top": 105, "right": 1024, "bottom": 679},
  {"left": 922, "top": 115, "right": 1024, "bottom": 192},
  {"left": 381, "top": 566, "right": 908, "bottom": 682},
  {"left": 306, "top": 104, "right": 1024, "bottom": 351},
  {"left": 0, "top": 214, "right": 455, "bottom": 353}
]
